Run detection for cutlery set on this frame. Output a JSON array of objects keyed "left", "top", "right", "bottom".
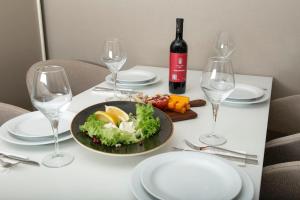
[
  {"left": 172, "top": 139, "right": 259, "bottom": 165},
  {"left": 0, "top": 152, "right": 39, "bottom": 168}
]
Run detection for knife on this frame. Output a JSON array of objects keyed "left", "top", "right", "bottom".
[
  {"left": 0, "top": 153, "right": 40, "bottom": 166},
  {"left": 92, "top": 87, "right": 140, "bottom": 94},
  {"left": 172, "top": 147, "right": 258, "bottom": 165}
]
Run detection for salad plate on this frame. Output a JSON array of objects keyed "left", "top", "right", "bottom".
[{"left": 70, "top": 101, "right": 173, "bottom": 156}]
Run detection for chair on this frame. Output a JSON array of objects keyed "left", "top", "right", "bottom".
[
  {"left": 267, "top": 95, "right": 300, "bottom": 141},
  {"left": 0, "top": 102, "right": 29, "bottom": 125},
  {"left": 264, "top": 133, "right": 300, "bottom": 166},
  {"left": 260, "top": 161, "right": 300, "bottom": 200},
  {"left": 26, "top": 59, "right": 110, "bottom": 96}
]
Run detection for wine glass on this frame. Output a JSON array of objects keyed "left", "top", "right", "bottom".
[
  {"left": 101, "top": 39, "right": 127, "bottom": 101},
  {"left": 215, "top": 31, "right": 235, "bottom": 58},
  {"left": 30, "top": 65, "right": 73, "bottom": 168},
  {"left": 200, "top": 57, "right": 235, "bottom": 146}
]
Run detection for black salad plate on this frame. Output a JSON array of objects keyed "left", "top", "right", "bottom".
[{"left": 70, "top": 101, "right": 173, "bottom": 156}]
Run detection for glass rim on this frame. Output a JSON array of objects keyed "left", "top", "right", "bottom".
[{"left": 36, "top": 65, "right": 65, "bottom": 73}]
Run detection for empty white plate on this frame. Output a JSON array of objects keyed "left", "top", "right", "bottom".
[
  {"left": 105, "top": 74, "right": 160, "bottom": 88},
  {"left": 139, "top": 152, "right": 242, "bottom": 200},
  {"left": 227, "top": 83, "right": 264, "bottom": 101},
  {"left": 107, "top": 70, "right": 156, "bottom": 84},
  {"left": 130, "top": 153, "right": 254, "bottom": 200},
  {"left": 0, "top": 125, "right": 72, "bottom": 146},
  {"left": 5, "top": 111, "right": 75, "bottom": 141}
]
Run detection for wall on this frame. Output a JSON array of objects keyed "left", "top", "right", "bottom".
[
  {"left": 43, "top": 0, "right": 300, "bottom": 99},
  {"left": 0, "top": 0, "right": 42, "bottom": 109}
]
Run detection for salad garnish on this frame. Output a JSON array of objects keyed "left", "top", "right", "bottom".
[{"left": 79, "top": 104, "right": 160, "bottom": 147}]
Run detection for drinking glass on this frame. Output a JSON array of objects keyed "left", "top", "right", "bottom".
[
  {"left": 30, "top": 65, "right": 74, "bottom": 168},
  {"left": 200, "top": 57, "right": 235, "bottom": 145},
  {"left": 215, "top": 31, "right": 235, "bottom": 58},
  {"left": 101, "top": 39, "right": 127, "bottom": 101}
]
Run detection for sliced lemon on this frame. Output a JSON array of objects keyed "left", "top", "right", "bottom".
[
  {"left": 94, "top": 111, "right": 118, "bottom": 125},
  {"left": 105, "top": 106, "right": 129, "bottom": 122}
]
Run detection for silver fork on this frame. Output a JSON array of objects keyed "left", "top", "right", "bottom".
[
  {"left": 184, "top": 139, "right": 258, "bottom": 158},
  {"left": 0, "top": 158, "right": 20, "bottom": 168}
]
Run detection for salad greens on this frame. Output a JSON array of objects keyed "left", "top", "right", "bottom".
[{"left": 79, "top": 104, "right": 160, "bottom": 146}]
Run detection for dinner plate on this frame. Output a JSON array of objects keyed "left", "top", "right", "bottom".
[
  {"left": 223, "top": 92, "right": 270, "bottom": 105},
  {"left": 227, "top": 83, "right": 264, "bottom": 101},
  {"left": 105, "top": 74, "right": 161, "bottom": 88},
  {"left": 70, "top": 101, "right": 173, "bottom": 156},
  {"left": 139, "top": 152, "right": 242, "bottom": 200},
  {"left": 130, "top": 152, "right": 254, "bottom": 200},
  {"left": 5, "top": 111, "right": 75, "bottom": 141},
  {"left": 0, "top": 124, "right": 72, "bottom": 146},
  {"left": 107, "top": 70, "right": 157, "bottom": 84}
]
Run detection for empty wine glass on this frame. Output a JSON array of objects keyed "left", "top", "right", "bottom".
[
  {"left": 101, "top": 39, "right": 127, "bottom": 101},
  {"left": 30, "top": 65, "right": 73, "bottom": 168},
  {"left": 200, "top": 57, "right": 235, "bottom": 146},
  {"left": 215, "top": 31, "right": 235, "bottom": 58}
]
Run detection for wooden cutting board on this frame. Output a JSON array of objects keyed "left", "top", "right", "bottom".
[
  {"left": 165, "top": 109, "right": 198, "bottom": 122},
  {"left": 165, "top": 99, "right": 206, "bottom": 122}
]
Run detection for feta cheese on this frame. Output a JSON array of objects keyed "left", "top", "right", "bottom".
[
  {"left": 104, "top": 123, "right": 117, "bottom": 129},
  {"left": 119, "top": 121, "right": 136, "bottom": 134}
]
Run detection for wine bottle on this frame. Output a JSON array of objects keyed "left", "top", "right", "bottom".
[{"left": 169, "top": 18, "right": 188, "bottom": 94}]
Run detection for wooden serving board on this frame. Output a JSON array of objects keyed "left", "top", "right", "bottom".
[
  {"left": 164, "top": 99, "right": 206, "bottom": 122},
  {"left": 165, "top": 109, "right": 198, "bottom": 122}
]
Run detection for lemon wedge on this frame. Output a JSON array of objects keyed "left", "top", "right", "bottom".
[
  {"left": 105, "top": 106, "right": 129, "bottom": 122},
  {"left": 94, "top": 111, "right": 118, "bottom": 125}
]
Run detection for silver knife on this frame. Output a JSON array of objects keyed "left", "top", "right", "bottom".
[
  {"left": 172, "top": 147, "right": 258, "bottom": 165},
  {"left": 93, "top": 87, "right": 140, "bottom": 94},
  {"left": 0, "top": 153, "right": 40, "bottom": 166}
]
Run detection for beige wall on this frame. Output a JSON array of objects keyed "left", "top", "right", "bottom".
[
  {"left": 43, "top": 0, "right": 300, "bottom": 99},
  {"left": 0, "top": 0, "right": 42, "bottom": 109}
]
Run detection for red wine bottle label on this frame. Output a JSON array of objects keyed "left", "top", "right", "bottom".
[{"left": 169, "top": 53, "right": 187, "bottom": 82}]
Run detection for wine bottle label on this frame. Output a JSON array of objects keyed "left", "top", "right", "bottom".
[{"left": 169, "top": 53, "right": 187, "bottom": 82}]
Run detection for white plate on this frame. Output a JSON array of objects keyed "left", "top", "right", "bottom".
[
  {"left": 5, "top": 111, "right": 75, "bottom": 140},
  {"left": 130, "top": 153, "right": 254, "bottom": 200},
  {"left": 105, "top": 74, "right": 160, "bottom": 88},
  {"left": 0, "top": 124, "right": 72, "bottom": 146},
  {"left": 223, "top": 92, "right": 270, "bottom": 105},
  {"left": 139, "top": 152, "right": 242, "bottom": 200},
  {"left": 130, "top": 152, "right": 254, "bottom": 200},
  {"left": 227, "top": 83, "right": 264, "bottom": 101},
  {"left": 107, "top": 70, "right": 157, "bottom": 84}
]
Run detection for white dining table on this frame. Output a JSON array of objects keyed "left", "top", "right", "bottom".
[{"left": 0, "top": 65, "right": 272, "bottom": 200}]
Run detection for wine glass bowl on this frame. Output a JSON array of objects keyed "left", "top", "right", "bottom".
[
  {"left": 30, "top": 65, "right": 74, "bottom": 168},
  {"left": 215, "top": 31, "right": 235, "bottom": 58},
  {"left": 101, "top": 39, "right": 127, "bottom": 101},
  {"left": 200, "top": 57, "right": 235, "bottom": 146}
]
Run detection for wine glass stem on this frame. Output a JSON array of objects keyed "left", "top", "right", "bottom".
[
  {"left": 50, "top": 118, "right": 60, "bottom": 155},
  {"left": 112, "top": 72, "right": 117, "bottom": 98},
  {"left": 210, "top": 103, "right": 219, "bottom": 137}
]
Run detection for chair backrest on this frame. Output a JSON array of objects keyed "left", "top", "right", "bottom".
[
  {"left": 267, "top": 95, "right": 300, "bottom": 140},
  {"left": 26, "top": 59, "right": 110, "bottom": 96},
  {"left": 261, "top": 161, "right": 300, "bottom": 200},
  {"left": 0, "top": 102, "right": 29, "bottom": 125}
]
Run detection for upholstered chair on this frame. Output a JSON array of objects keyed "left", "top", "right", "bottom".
[
  {"left": 260, "top": 161, "right": 300, "bottom": 200},
  {"left": 26, "top": 59, "right": 110, "bottom": 96},
  {"left": 0, "top": 102, "right": 29, "bottom": 125},
  {"left": 267, "top": 95, "right": 300, "bottom": 141},
  {"left": 264, "top": 133, "right": 300, "bottom": 166}
]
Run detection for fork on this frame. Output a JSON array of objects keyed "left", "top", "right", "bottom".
[
  {"left": 0, "top": 158, "right": 20, "bottom": 168},
  {"left": 184, "top": 139, "right": 258, "bottom": 158}
]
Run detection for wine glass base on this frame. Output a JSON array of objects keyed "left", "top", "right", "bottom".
[
  {"left": 105, "top": 93, "right": 130, "bottom": 101},
  {"left": 42, "top": 152, "right": 74, "bottom": 168},
  {"left": 199, "top": 134, "right": 227, "bottom": 146}
]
